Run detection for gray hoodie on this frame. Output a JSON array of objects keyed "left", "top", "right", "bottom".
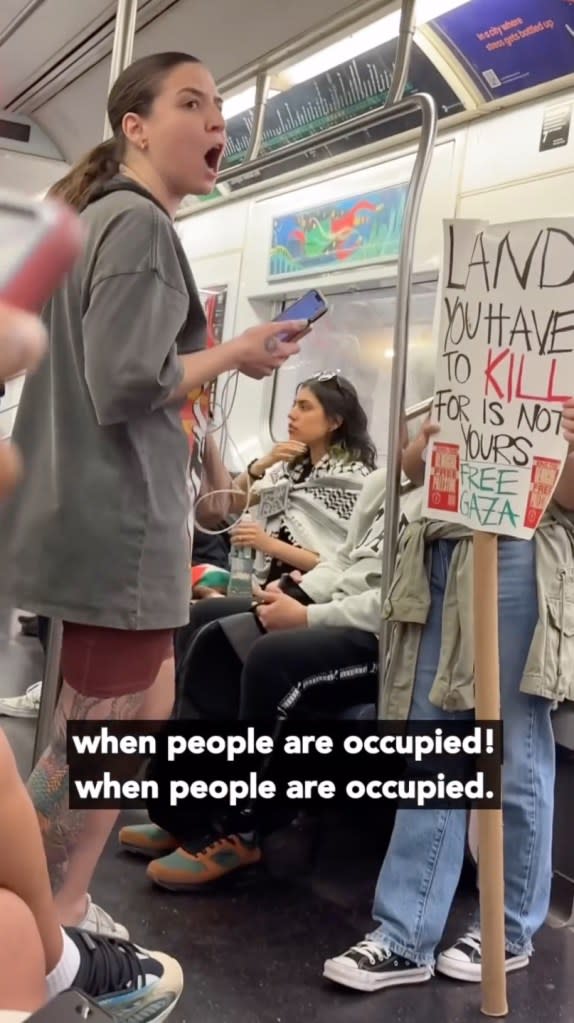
[
  {"left": 302, "top": 468, "right": 423, "bottom": 634},
  {"left": 0, "top": 178, "right": 206, "bottom": 630}
]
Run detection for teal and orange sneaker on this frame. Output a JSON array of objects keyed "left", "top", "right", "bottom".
[
  {"left": 147, "top": 833, "right": 262, "bottom": 891},
  {"left": 118, "top": 823, "right": 178, "bottom": 859}
]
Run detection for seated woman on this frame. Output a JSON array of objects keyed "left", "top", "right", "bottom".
[
  {"left": 115, "top": 374, "right": 377, "bottom": 868},
  {"left": 118, "top": 430, "right": 416, "bottom": 887},
  {"left": 175, "top": 371, "right": 377, "bottom": 652},
  {"left": 321, "top": 404, "right": 574, "bottom": 993}
]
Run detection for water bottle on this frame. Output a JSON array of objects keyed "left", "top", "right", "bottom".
[{"left": 227, "top": 510, "right": 254, "bottom": 596}]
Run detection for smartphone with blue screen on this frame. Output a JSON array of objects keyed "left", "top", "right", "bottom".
[{"left": 273, "top": 289, "right": 328, "bottom": 341}]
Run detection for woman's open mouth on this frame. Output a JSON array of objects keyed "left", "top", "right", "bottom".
[{"left": 204, "top": 145, "right": 224, "bottom": 176}]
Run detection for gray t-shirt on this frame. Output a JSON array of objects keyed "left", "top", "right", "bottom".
[{"left": 0, "top": 178, "right": 207, "bottom": 630}]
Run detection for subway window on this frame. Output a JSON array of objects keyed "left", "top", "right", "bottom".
[{"left": 270, "top": 280, "right": 438, "bottom": 463}]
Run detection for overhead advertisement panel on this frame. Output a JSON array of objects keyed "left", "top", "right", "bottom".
[
  {"left": 219, "top": 40, "right": 463, "bottom": 190},
  {"left": 431, "top": 0, "right": 574, "bottom": 99}
]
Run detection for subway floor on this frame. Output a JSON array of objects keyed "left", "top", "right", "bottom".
[{"left": 1, "top": 624, "right": 572, "bottom": 1023}]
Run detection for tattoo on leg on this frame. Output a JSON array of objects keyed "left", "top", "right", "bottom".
[{"left": 27, "top": 687, "right": 145, "bottom": 892}]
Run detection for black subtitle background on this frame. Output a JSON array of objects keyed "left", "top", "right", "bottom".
[{"left": 67, "top": 719, "right": 502, "bottom": 812}]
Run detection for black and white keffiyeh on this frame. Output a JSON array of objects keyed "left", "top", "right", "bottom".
[{"left": 252, "top": 449, "right": 372, "bottom": 585}]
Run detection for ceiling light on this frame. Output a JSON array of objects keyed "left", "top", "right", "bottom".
[
  {"left": 222, "top": 85, "right": 281, "bottom": 119},
  {"left": 222, "top": 87, "right": 257, "bottom": 119},
  {"left": 283, "top": 0, "right": 470, "bottom": 86},
  {"left": 221, "top": 1, "right": 469, "bottom": 118}
]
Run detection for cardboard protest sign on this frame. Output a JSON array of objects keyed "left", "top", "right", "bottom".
[{"left": 424, "top": 218, "right": 574, "bottom": 538}]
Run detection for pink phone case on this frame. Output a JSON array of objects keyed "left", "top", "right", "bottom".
[{"left": 1, "top": 198, "right": 83, "bottom": 313}]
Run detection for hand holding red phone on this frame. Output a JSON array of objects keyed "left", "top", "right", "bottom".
[
  {"left": 0, "top": 189, "right": 82, "bottom": 499},
  {"left": 0, "top": 301, "right": 46, "bottom": 498},
  {"left": 0, "top": 189, "right": 83, "bottom": 313}
]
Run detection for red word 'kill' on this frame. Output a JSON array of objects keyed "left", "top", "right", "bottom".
[{"left": 484, "top": 350, "right": 570, "bottom": 404}]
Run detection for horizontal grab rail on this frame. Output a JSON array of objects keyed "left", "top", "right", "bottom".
[
  {"left": 218, "top": 94, "right": 435, "bottom": 184},
  {"left": 405, "top": 396, "right": 433, "bottom": 421}
]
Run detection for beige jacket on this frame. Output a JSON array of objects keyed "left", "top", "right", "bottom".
[{"left": 380, "top": 504, "right": 574, "bottom": 719}]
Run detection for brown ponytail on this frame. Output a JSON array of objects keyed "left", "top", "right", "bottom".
[
  {"left": 48, "top": 51, "right": 199, "bottom": 212},
  {"left": 48, "top": 138, "right": 119, "bottom": 211}
]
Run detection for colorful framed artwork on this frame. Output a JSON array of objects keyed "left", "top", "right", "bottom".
[{"left": 268, "top": 184, "right": 408, "bottom": 280}]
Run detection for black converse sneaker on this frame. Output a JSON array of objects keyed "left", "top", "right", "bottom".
[
  {"left": 66, "top": 928, "right": 183, "bottom": 1022},
  {"left": 436, "top": 929, "right": 530, "bottom": 982},
  {"left": 323, "top": 939, "right": 432, "bottom": 992}
]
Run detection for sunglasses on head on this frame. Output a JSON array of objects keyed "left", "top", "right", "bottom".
[
  {"left": 310, "top": 369, "right": 343, "bottom": 383},
  {"left": 307, "top": 370, "right": 347, "bottom": 394}
]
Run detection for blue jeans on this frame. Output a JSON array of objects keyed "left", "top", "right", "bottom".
[{"left": 369, "top": 538, "right": 555, "bottom": 965}]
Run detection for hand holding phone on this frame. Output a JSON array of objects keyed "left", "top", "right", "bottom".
[
  {"left": 0, "top": 189, "right": 83, "bottom": 314},
  {"left": 233, "top": 319, "right": 307, "bottom": 379},
  {"left": 273, "top": 289, "right": 328, "bottom": 341}
]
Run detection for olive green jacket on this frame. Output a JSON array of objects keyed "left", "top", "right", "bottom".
[{"left": 380, "top": 504, "right": 574, "bottom": 719}]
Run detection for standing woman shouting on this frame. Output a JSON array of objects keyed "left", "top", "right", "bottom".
[{"left": 0, "top": 52, "right": 304, "bottom": 941}]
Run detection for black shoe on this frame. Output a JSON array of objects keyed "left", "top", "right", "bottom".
[
  {"left": 436, "top": 929, "right": 530, "bottom": 982},
  {"left": 66, "top": 928, "right": 183, "bottom": 1022},
  {"left": 323, "top": 939, "right": 432, "bottom": 992}
]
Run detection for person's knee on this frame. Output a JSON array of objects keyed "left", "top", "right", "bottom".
[
  {"left": 0, "top": 890, "right": 42, "bottom": 954},
  {"left": 0, "top": 890, "right": 46, "bottom": 1009},
  {"left": 179, "top": 623, "right": 240, "bottom": 719},
  {"left": 179, "top": 622, "right": 219, "bottom": 703},
  {"left": 175, "top": 604, "right": 220, "bottom": 682},
  {"left": 140, "top": 657, "right": 175, "bottom": 721},
  {"left": 243, "top": 634, "right": 281, "bottom": 676},
  {"left": 0, "top": 730, "right": 19, "bottom": 788},
  {"left": 241, "top": 635, "right": 288, "bottom": 718},
  {"left": 0, "top": 734, "right": 31, "bottom": 826},
  {"left": 188, "top": 600, "right": 221, "bottom": 633}
]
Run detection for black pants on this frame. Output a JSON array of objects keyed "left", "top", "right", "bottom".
[
  {"left": 174, "top": 597, "right": 251, "bottom": 714},
  {"left": 151, "top": 620, "right": 379, "bottom": 840},
  {"left": 184, "top": 621, "right": 378, "bottom": 721}
]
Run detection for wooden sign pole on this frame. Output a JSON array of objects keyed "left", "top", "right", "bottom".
[{"left": 473, "top": 532, "right": 508, "bottom": 1017}]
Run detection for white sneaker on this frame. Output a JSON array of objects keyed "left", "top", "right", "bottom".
[
  {"left": 436, "top": 929, "right": 530, "bottom": 982},
  {"left": 79, "top": 895, "right": 130, "bottom": 941},
  {"left": 0, "top": 680, "right": 42, "bottom": 718},
  {"left": 323, "top": 939, "right": 432, "bottom": 991}
]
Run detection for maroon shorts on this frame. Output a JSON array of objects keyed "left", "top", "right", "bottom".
[{"left": 61, "top": 623, "right": 174, "bottom": 698}]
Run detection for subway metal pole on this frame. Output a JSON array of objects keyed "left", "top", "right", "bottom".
[
  {"left": 384, "top": 0, "right": 416, "bottom": 109},
  {"left": 376, "top": 92, "right": 437, "bottom": 716},
  {"left": 243, "top": 71, "right": 270, "bottom": 163},
  {"left": 104, "top": 0, "right": 139, "bottom": 139},
  {"left": 220, "top": 99, "right": 438, "bottom": 685},
  {"left": 32, "top": 619, "right": 63, "bottom": 765},
  {"left": 33, "top": 0, "right": 139, "bottom": 767},
  {"left": 375, "top": 0, "right": 435, "bottom": 716}
]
